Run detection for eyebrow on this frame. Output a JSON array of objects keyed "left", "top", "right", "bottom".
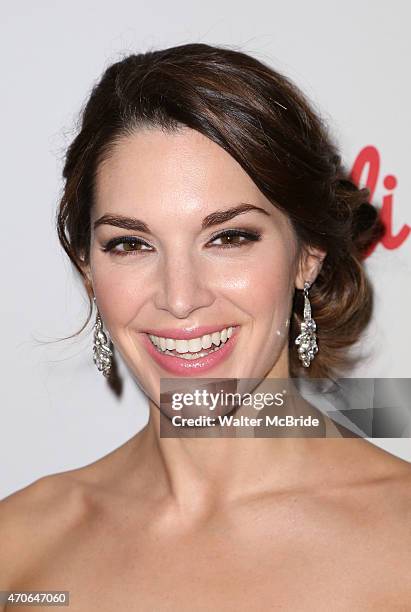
[{"left": 93, "top": 203, "right": 271, "bottom": 233}]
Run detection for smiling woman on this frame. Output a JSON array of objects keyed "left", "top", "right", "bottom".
[
  {"left": 1, "top": 42, "right": 410, "bottom": 611},
  {"left": 86, "top": 124, "right": 306, "bottom": 385}
]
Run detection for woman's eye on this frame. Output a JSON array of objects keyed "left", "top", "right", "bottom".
[
  {"left": 208, "top": 230, "right": 261, "bottom": 248},
  {"left": 101, "top": 237, "right": 152, "bottom": 257}
]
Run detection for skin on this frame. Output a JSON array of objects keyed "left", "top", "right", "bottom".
[{"left": 1, "top": 127, "right": 411, "bottom": 611}]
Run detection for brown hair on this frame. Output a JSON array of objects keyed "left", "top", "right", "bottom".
[{"left": 56, "top": 42, "right": 385, "bottom": 395}]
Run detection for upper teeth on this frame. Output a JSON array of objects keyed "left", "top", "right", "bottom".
[{"left": 148, "top": 326, "right": 234, "bottom": 353}]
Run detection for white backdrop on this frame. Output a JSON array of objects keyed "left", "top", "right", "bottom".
[{"left": 1, "top": 0, "right": 410, "bottom": 499}]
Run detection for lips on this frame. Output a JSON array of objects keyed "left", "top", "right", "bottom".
[{"left": 139, "top": 326, "right": 240, "bottom": 376}]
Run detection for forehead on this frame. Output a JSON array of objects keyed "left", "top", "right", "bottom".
[{"left": 92, "top": 126, "right": 286, "bottom": 230}]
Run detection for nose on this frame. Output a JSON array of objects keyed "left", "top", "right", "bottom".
[{"left": 153, "top": 253, "right": 215, "bottom": 319}]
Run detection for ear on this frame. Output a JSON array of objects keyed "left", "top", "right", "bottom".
[{"left": 295, "top": 244, "right": 327, "bottom": 290}]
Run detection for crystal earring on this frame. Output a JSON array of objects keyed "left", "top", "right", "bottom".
[
  {"left": 92, "top": 297, "right": 113, "bottom": 377},
  {"left": 295, "top": 281, "right": 318, "bottom": 368}
]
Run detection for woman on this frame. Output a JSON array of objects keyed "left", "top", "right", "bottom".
[{"left": 1, "top": 43, "right": 410, "bottom": 610}]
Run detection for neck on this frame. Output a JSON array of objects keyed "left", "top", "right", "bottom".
[
  {"left": 140, "top": 413, "right": 317, "bottom": 509},
  {"left": 131, "top": 358, "right": 334, "bottom": 521}
]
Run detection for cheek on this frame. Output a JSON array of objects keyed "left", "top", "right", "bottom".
[
  {"left": 89, "top": 252, "right": 149, "bottom": 330},
  {"left": 218, "top": 246, "right": 294, "bottom": 316}
]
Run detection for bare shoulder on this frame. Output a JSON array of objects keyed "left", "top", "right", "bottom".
[
  {"left": 0, "top": 437, "right": 140, "bottom": 589},
  {"left": 362, "top": 444, "right": 411, "bottom": 579},
  {"left": 0, "top": 470, "right": 91, "bottom": 589},
  {"left": 346, "top": 440, "right": 411, "bottom": 537},
  {"left": 321, "top": 438, "right": 411, "bottom": 535}
]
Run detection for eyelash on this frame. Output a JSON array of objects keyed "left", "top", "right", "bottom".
[{"left": 100, "top": 229, "right": 262, "bottom": 257}]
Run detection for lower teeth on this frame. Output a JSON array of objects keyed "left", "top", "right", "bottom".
[{"left": 153, "top": 341, "right": 227, "bottom": 360}]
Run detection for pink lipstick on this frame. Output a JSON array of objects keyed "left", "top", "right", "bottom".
[{"left": 139, "top": 326, "right": 240, "bottom": 376}]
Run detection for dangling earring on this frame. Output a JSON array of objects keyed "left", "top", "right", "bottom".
[
  {"left": 295, "top": 281, "right": 318, "bottom": 368},
  {"left": 92, "top": 297, "right": 113, "bottom": 377}
]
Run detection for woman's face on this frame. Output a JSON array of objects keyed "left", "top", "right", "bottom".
[{"left": 86, "top": 126, "right": 314, "bottom": 405}]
